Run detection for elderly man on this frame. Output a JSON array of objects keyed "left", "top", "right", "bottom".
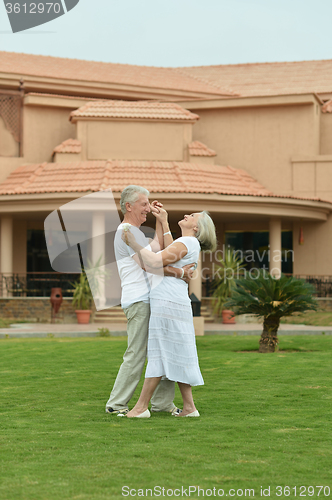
[{"left": 105, "top": 185, "right": 194, "bottom": 416}]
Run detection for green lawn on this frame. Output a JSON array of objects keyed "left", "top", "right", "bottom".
[{"left": 0, "top": 335, "right": 331, "bottom": 500}]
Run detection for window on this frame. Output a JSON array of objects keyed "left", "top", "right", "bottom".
[{"left": 225, "top": 231, "right": 293, "bottom": 274}]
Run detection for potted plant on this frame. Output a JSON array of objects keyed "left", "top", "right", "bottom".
[
  {"left": 212, "top": 248, "right": 244, "bottom": 324},
  {"left": 71, "top": 271, "right": 93, "bottom": 324},
  {"left": 71, "top": 256, "right": 112, "bottom": 324},
  {"left": 225, "top": 271, "right": 318, "bottom": 352}
]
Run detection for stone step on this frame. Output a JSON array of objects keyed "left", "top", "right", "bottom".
[
  {"left": 94, "top": 307, "right": 127, "bottom": 324},
  {"left": 94, "top": 304, "right": 219, "bottom": 324},
  {"left": 94, "top": 317, "right": 127, "bottom": 324}
]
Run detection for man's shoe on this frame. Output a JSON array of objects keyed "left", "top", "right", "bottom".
[
  {"left": 171, "top": 407, "right": 182, "bottom": 416},
  {"left": 105, "top": 407, "right": 129, "bottom": 415},
  {"left": 151, "top": 406, "right": 182, "bottom": 415}
]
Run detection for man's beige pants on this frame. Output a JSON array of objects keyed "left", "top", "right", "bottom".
[{"left": 106, "top": 301, "right": 175, "bottom": 411}]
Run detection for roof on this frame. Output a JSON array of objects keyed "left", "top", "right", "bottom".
[
  {"left": 178, "top": 59, "right": 332, "bottom": 98},
  {"left": 0, "top": 51, "right": 234, "bottom": 98},
  {"left": 322, "top": 100, "right": 332, "bottom": 113},
  {"left": 188, "top": 141, "right": 216, "bottom": 157},
  {"left": 70, "top": 101, "right": 199, "bottom": 122},
  {"left": 0, "top": 161, "right": 273, "bottom": 196},
  {"left": 53, "top": 139, "right": 82, "bottom": 154},
  {"left": 3, "top": 52, "right": 332, "bottom": 100}
]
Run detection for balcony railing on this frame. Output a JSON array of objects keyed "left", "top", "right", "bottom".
[
  {"left": 1, "top": 273, "right": 332, "bottom": 299},
  {"left": 0, "top": 273, "right": 80, "bottom": 298},
  {"left": 203, "top": 274, "right": 332, "bottom": 298}
]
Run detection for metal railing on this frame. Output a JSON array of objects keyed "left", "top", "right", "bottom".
[
  {"left": 203, "top": 274, "right": 332, "bottom": 298},
  {"left": 1, "top": 273, "right": 332, "bottom": 299},
  {"left": 0, "top": 273, "right": 80, "bottom": 298}
]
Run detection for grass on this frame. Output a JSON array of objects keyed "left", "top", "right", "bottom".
[
  {"left": 0, "top": 318, "right": 18, "bottom": 328},
  {"left": 0, "top": 335, "right": 332, "bottom": 500},
  {"left": 0, "top": 319, "right": 31, "bottom": 328}
]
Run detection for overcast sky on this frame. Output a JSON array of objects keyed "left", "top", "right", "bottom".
[{"left": 0, "top": 0, "right": 331, "bottom": 67}]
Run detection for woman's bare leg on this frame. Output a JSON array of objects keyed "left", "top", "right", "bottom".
[
  {"left": 127, "top": 377, "right": 162, "bottom": 417},
  {"left": 177, "top": 382, "right": 196, "bottom": 416}
]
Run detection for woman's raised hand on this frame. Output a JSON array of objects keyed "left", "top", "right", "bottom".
[
  {"left": 152, "top": 206, "right": 168, "bottom": 224},
  {"left": 150, "top": 200, "right": 163, "bottom": 214}
]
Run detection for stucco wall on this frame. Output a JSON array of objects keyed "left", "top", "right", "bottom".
[
  {"left": 76, "top": 120, "right": 191, "bottom": 161},
  {"left": 23, "top": 105, "right": 76, "bottom": 163},
  {"left": 191, "top": 103, "right": 320, "bottom": 196},
  {"left": 291, "top": 157, "right": 332, "bottom": 202},
  {"left": 293, "top": 216, "right": 332, "bottom": 275},
  {"left": 0, "top": 116, "right": 19, "bottom": 157},
  {"left": 320, "top": 112, "right": 332, "bottom": 155}
]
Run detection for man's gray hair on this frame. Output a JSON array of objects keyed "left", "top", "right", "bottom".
[{"left": 120, "top": 185, "right": 150, "bottom": 214}]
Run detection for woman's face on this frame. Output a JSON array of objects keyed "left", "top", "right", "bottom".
[{"left": 178, "top": 213, "right": 201, "bottom": 232}]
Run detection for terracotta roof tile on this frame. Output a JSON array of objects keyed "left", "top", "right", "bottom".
[
  {"left": 0, "top": 161, "right": 328, "bottom": 205},
  {"left": 188, "top": 141, "right": 216, "bottom": 157},
  {"left": 53, "top": 139, "right": 82, "bottom": 154},
  {"left": 177, "top": 60, "right": 332, "bottom": 98},
  {"left": 70, "top": 100, "right": 199, "bottom": 121},
  {"left": 0, "top": 51, "right": 233, "bottom": 97},
  {"left": 322, "top": 99, "right": 332, "bottom": 113},
  {"left": 4, "top": 53, "right": 332, "bottom": 100},
  {"left": 0, "top": 161, "right": 271, "bottom": 196}
]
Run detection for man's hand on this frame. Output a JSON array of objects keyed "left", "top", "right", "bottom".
[{"left": 182, "top": 263, "right": 196, "bottom": 282}]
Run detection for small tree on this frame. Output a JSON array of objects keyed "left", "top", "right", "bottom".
[
  {"left": 225, "top": 272, "right": 318, "bottom": 353},
  {"left": 212, "top": 248, "right": 245, "bottom": 315}
]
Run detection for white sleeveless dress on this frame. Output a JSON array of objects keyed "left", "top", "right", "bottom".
[{"left": 145, "top": 236, "right": 204, "bottom": 386}]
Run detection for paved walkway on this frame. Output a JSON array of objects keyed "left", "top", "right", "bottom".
[{"left": 1, "top": 321, "right": 332, "bottom": 338}]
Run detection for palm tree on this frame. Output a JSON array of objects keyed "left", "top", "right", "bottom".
[{"left": 225, "top": 271, "right": 318, "bottom": 353}]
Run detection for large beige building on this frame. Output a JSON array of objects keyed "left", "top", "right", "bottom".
[{"left": 1, "top": 52, "right": 332, "bottom": 303}]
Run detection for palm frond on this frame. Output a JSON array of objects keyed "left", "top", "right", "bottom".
[{"left": 225, "top": 272, "right": 318, "bottom": 319}]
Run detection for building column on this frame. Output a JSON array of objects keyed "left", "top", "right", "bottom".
[
  {"left": 189, "top": 253, "right": 202, "bottom": 300},
  {"left": 1, "top": 217, "right": 13, "bottom": 273},
  {"left": 269, "top": 218, "right": 282, "bottom": 278},
  {"left": 1, "top": 217, "right": 13, "bottom": 297},
  {"left": 90, "top": 211, "right": 106, "bottom": 310}
]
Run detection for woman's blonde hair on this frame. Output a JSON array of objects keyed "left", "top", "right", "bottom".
[{"left": 196, "top": 211, "right": 217, "bottom": 252}]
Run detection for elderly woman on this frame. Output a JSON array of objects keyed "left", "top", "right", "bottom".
[{"left": 121, "top": 209, "right": 217, "bottom": 418}]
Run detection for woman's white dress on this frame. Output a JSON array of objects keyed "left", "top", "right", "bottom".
[{"left": 145, "top": 236, "right": 204, "bottom": 386}]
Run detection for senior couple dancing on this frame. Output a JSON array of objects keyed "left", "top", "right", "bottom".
[{"left": 105, "top": 185, "right": 217, "bottom": 418}]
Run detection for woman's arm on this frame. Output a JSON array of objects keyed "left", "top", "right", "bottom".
[
  {"left": 152, "top": 207, "right": 174, "bottom": 248},
  {"left": 132, "top": 253, "right": 195, "bottom": 280},
  {"left": 149, "top": 200, "right": 164, "bottom": 252},
  {"left": 123, "top": 230, "right": 188, "bottom": 268}
]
